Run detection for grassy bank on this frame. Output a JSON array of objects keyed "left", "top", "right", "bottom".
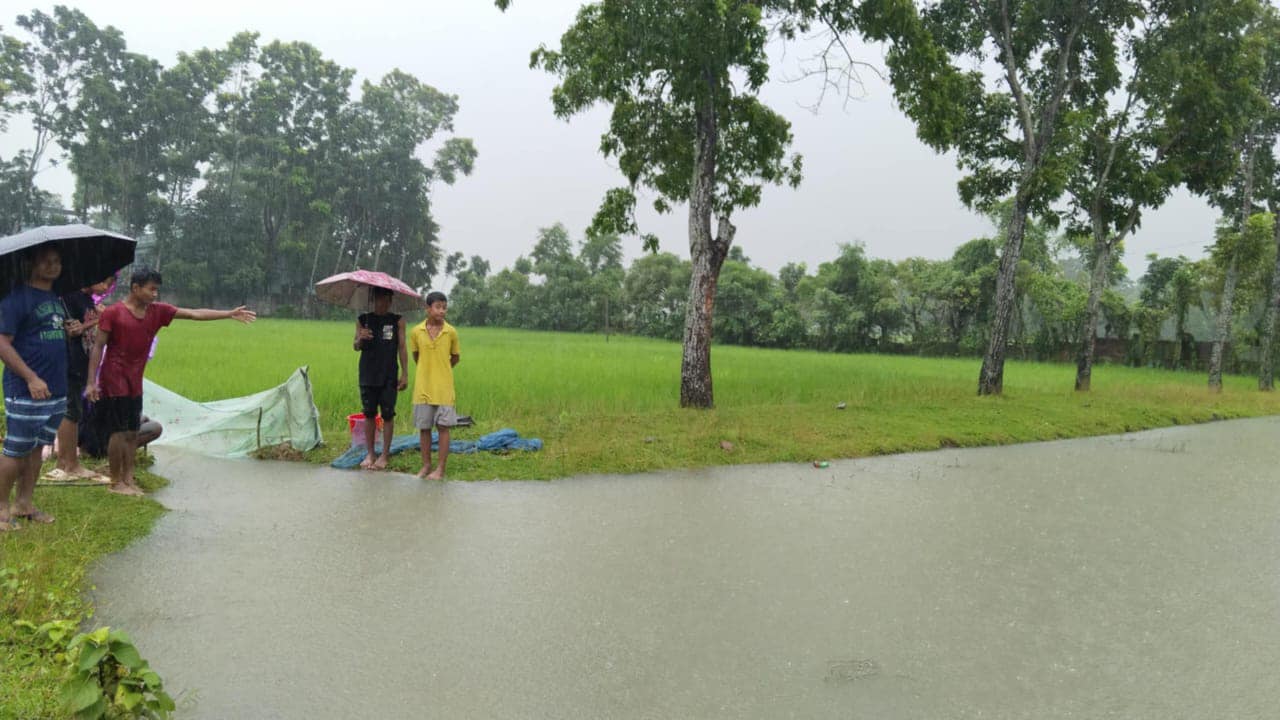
[
  {"left": 0, "top": 465, "right": 166, "bottom": 719},
  {"left": 142, "top": 319, "right": 1280, "bottom": 479}
]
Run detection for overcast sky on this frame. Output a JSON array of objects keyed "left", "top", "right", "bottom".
[{"left": 2, "top": 0, "right": 1222, "bottom": 281}]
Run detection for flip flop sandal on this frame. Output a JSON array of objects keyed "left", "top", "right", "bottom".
[
  {"left": 41, "top": 468, "right": 75, "bottom": 483},
  {"left": 15, "top": 510, "right": 54, "bottom": 524},
  {"left": 0, "top": 518, "right": 21, "bottom": 532}
]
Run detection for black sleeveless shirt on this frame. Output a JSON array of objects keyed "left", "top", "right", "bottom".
[{"left": 357, "top": 312, "right": 400, "bottom": 387}]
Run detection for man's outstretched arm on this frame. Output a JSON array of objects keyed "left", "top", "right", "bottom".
[{"left": 174, "top": 306, "right": 256, "bottom": 323}]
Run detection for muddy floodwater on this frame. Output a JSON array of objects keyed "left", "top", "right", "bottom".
[{"left": 92, "top": 418, "right": 1280, "bottom": 719}]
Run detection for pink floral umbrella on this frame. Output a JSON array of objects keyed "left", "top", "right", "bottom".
[{"left": 314, "top": 269, "right": 424, "bottom": 313}]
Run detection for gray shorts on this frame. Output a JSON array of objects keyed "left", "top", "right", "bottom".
[{"left": 413, "top": 404, "right": 457, "bottom": 430}]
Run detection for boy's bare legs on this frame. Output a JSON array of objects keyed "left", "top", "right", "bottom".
[
  {"left": 360, "top": 416, "right": 377, "bottom": 469},
  {"left": 416, "top": 428, "right": 432, "bottom": 479},
  {"left": 12, "top": 451, "right": 53, "bottom": 522},
  {"left": 373, "top": 417, "right": 394, "bottom": 470},
  {"left": 106, "top": 430, "right": 123, "bottom": 489},
  {"left": 54, "top": 417, "right": 95, "bottom": 477},
  {"left": 121, "top": 431, "right": 139, "bottom": 488},
  {"left": 106, "top": 430, "right": 143, "bottom": 496},
  {"left": 426, "top": 426, "right": 449, "bottom": 480},
  {"left": 54, "top": 417, "right": 78, "bottom": 470},
  {"left": 0, "top": 454, "right": 21, "bottom": 528}
]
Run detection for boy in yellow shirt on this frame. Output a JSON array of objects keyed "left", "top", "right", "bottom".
[{"left": 409, "top": 291, "right": 460, "bottom": 479}]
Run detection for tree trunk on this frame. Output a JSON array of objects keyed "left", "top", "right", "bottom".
[
  {"left": 307, "top": 225, "right": 329, "bottom": 316},
  {"left": 1209, "top": 135, "right": 1257, "bottom": 392},
  {"left": 1208, "top": 255, "right": 1240, "bottom": 392},
  {"left": 1258, "top": 203, "right": 1280, "bottom": 390},
  {"left": 350, "top": 207, "right": 370, "bottom": 271},
  {"left": 1173, "top": 309, "right": 1187, "bottom": 371},
  {"left": 680, "top": 86, "right": 727, "bottom": 409},
  {"left": 978, "top": 197, "right": 1031, "bottom": 395},
  {"left": 262, "top": 204, "right": 280, "bottom": 297},
  {"left": 680, "top": 218, "right": 732, "bottom": 409},
  {"left": 332, "top": 233, "right": 349, "bottom": 275},
  {"left": 1075, "top": 237, "right": 1113, "bottom": 391}
]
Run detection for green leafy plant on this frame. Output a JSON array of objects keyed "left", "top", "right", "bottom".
[
  {"left": 11, "top": 618, "right": 79, "bottom": 668},
  {"left": 61, "top": 627, "right": 175, "bottom": 719},
  {"left": 1, "top": 563, "right": 32, "bottom": 611}
]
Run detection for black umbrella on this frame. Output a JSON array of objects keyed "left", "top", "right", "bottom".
[{"left": 0, "top": 224, "right": 137, "bottom": 298}]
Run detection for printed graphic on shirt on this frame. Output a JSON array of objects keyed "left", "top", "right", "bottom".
[{"left": 35, "top": 301, "right": 65, "bottom": 342}]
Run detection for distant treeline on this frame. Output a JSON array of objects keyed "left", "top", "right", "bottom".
[
  {"left": 1, "top": 7, "right": 475, "bottom": 307},
  {"left": 448, "top": 214, "right": 1279, "bottom": 373}
]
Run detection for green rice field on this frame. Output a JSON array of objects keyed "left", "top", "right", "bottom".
[{"left": 143, "top": 318, "right": 1280, "bottom": 479}]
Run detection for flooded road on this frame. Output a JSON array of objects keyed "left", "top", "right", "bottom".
[{"left": 93, "top": 417, "right": 1280, "bottom": 719}]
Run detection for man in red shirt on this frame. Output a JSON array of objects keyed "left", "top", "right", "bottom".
[{"left": 86, "top": 268, "right": 256, "bottom": 496}]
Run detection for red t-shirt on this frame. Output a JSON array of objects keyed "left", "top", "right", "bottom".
[{"left": 98, "top": 302, "right": 178, "bottom": 398}]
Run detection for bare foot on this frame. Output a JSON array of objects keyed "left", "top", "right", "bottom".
[
  {"left": 359, "top": 454, "right": 376, "bottom": 469},
  {"left": 416, "top": 467, "right": 430, "bottom": 479},
  {"left": 425, "top": 469, "right": 444, "bottom": 480},
  {"left": 14, "top": 508, "right": 54, "bottom": 524},
  {"left": 372, "top": 455, "right": 389, "bottom": 470},
  {"left": 108, "top": 483, "right": 144, "bottom": 497}
]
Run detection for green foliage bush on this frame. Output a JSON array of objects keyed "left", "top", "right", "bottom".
[{"left": 61, "top": 627, "right": 175, "bottom": 720}]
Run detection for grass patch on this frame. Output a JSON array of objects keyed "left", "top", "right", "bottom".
[
  {"left": 140, "top": 319, "right": 1280, "bottom": 479},
  {"left": 0, "top": 459, "right": 166, "bottom": 720}
]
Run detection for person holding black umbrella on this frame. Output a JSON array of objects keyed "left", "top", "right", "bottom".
[
  {"left": 0, "top": 243, "right": 69, "bottom": 530},
  {"left": 42, "top": 276, "right": 114, "bottom": 484}
]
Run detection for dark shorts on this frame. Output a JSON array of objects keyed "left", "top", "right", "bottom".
[
  {"left": 98, "top": 396, "right": 143, "bottom": 434},
  {"left": 360, "top": 383, "right": 397, "bottom": 420},
  {"left": 65, "top": 376, "right": 85, "bottom": 423}
]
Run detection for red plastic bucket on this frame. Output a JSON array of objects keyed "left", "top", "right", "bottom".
[{"left": 348, "top": 413, "right": 384, "bottom": 443}]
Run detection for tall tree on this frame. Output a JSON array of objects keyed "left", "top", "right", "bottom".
[
  {"left": 623, "top": 252, "right": 691, "bottom": 340},
  {"left": 1206, "top": 7, "right": 1275, "bottom": 391},
  {"left": 1247, "top": 9, "right": 1280, "bottom": 389},
  {"left": 0, "top": 28, "right": 33, "bottom": 231},
  {"left": 66, "top": 48, "right": 164, "bottom": 234},
  {"left": 501, "top": 0, "right": 803, "bottom": 407},
  {"left": 11, "top": 6, "right": 123, "bottom": 230},
  {"left": 1067, "top": 0, "right": 1258, "bottom": 391},
  {"left": 0, "top": 27, "right": 28, "bottom": 131},
  {"left": 222, "top": 40, "right": 352, "bottom": 298},
  {"left": 858, "top": 0, "right": 1141, "bottom": 394},
  {"left": 148, "top": 47, "right": 231, "bottom": 270},
  {"left": 580, "top": 231, "right": 625, "bottom": 334},
  {"left": 319, "top": 69, "right": 474, "bottom": 295}
]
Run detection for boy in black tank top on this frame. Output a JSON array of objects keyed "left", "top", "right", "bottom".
[{"left": 354, "top": 288, "right": 408, "bottom": 469}]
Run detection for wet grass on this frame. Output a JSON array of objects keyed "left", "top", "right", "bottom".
[
  {"left": 0, "top": 459, "right": 166, "bottom": 720},
  {"left": 140, "top": 319, "right": 1280, "bottom": 479}
]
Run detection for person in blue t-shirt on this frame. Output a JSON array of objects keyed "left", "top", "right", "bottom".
[{"left": 0, "top": 243, "right": 69, "bottom": 531}]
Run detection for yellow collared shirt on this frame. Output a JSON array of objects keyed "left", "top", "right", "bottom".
[{"left": 408, "top": 320, "right": 460, "bottom": 405}]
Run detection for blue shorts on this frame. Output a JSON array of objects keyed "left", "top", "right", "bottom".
[{"left": 3, "top": 396, "right": 67, "bottom": 458}]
